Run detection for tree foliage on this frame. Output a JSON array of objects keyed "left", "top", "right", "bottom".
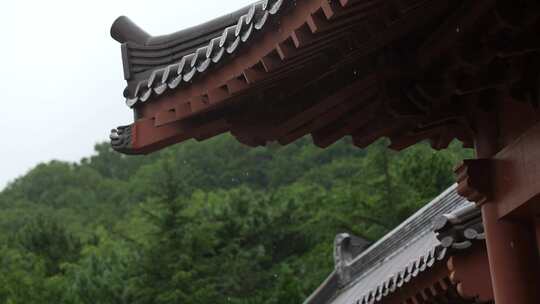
[{"left": 0, "top": 135, "right": 472, "bottom": 303}]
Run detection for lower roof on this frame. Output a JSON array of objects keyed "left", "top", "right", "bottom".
[{"left": 305, "top": 184, "right": 483, "bottom": 304}]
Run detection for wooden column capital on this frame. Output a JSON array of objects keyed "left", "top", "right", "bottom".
[
  {"left": 455, "top": 159, "right": 492, "bottom": 206},
  {"left": 456, "top": 121, "right": 540, "bottom": 219}
]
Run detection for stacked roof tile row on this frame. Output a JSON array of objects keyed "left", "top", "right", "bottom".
[
  {"left": 434, "top": 202, "right": 484, "bottom": 251},
  {"left": 306, "top": 185, "right": 483, "bottom": 304},
  {"left": 111, "top": 0, "right": 285, "bottom": 107}
]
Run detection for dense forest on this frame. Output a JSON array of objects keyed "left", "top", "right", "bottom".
[{"left": 0, "top": 135, "right": 472, "bottom": 304}]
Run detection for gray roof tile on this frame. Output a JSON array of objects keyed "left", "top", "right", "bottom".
[
  {"left": 111, "top": 0, "right": 286, "bottom": 107},
  {"left": 305, "top": 185, "right": 482, "bottom": 304}
]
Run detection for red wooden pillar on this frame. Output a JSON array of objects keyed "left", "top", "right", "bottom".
[
  {"left": 536, "top": 217, "right": 540, "bottom": 256},
  {"left": 480, "top": 204, "right": 540, "bottom": 303},
  {"left": 468, "top": 107, "right": 540, "bottom": 304}
]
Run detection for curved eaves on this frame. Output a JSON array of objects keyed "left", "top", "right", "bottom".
[{"left": 113, "top": 0, "right": 286, "bottom": 108}]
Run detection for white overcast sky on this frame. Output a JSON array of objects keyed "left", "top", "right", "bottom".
[{"left": 0, "top": 0, "right": 254, "bottom": 189}]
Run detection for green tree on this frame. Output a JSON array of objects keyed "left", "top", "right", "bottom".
[
  {"left": 14, "top": 216, "right": 82, "bottom": 276},
  {"left": 0, "top": 134, "right": 472, "bottom": 303}
]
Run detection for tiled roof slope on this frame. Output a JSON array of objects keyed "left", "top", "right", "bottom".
[
  {"left": 110, "top": 0, "right": 540, "bottom": 155},
  {"left": 111, "top": 0, "right": 482, "bottom": 155},
  {"left": 305, "top": 185, "right": 483, "bottom": 304},
  {"left": 111, "top": 0, "right": 286, "bottom": 107}
]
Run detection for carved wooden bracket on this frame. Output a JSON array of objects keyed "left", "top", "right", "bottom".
[{"left": 454, "top": 159, "right": 492, "bottom": 206}]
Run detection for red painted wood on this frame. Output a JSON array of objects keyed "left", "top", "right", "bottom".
[
  {"left": 447, "top": 246, "right": 493, "bottom": 301},
  {"left": 481, "top": 204, "right": 540, "bottom": 304},
  {"left": 274, "top": 75, "right": 378, "bottom": 138},
  {"left": 472, "top": 106, "right": 540, "bottom": 304},
  {"left": 291, "top": 24, "right": 314, "bottom": 48},
  {"left": 536, "top": 217, "right": 540, "bottom": 257},
  {"left": 491, "top": 121, "right": 540, "bottom": 219},
  {"left": 131, "top": 118, "right": 229, "bottom": 154},
  {"left": 207, "top": 86, "right": 230, "bottom": 104}
]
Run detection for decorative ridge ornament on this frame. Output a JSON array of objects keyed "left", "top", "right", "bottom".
[{"left": 110, "top": 125, "right": 134, "bottom": 154}]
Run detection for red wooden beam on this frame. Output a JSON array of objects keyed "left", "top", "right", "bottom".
[
  {"left": 274, "top": 75, "right": 378, "bottom": 138},
  {"left": 131, "top": 118, "right": 229, "bottom": 154},
  {"left": 491, "top": 121, "right": 540, "bottom": 219},
  {"left": 312, "top": 100, "right": 379, "bottom": 148},
  {"left": 416, "top": 0, "right": 496, "bottom": 68}
]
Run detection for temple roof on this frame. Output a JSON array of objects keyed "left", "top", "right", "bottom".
[
  {"left": 111, "top": 1, "right": 284, "bottom": 107},
  {"left": 304, "top": 185, "right": 484, "bottom": 304},
  {"left": 109, "top": 0, "right": 540, "bottom": 154}
]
